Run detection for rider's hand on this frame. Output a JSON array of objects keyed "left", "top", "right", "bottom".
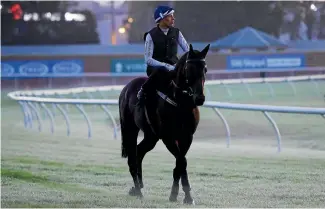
[{"left": 165, "top": 63, "right": 175, "bottom": 71}]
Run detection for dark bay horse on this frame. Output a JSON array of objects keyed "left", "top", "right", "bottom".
[{"left": 118, "top": 44, "right": 210, "bottom": 204}]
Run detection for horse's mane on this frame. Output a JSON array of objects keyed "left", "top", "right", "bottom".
[
  {"left": 174, "top": 50, "right": 201, "bottom": 74},
  {"left": 173, "top": 50, "right": 201, "bottom": 81},
  {"left": 174, "top": 51, "right": 189, "bottom": 75}
]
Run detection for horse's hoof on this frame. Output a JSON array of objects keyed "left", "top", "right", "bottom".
[
  {"left": 139, "top": 181, "right": 144, "bottom": 189},
  {"left": 128, "top": 187, "right": 143, "bottom": 199},
  {"left": 183, "top": 197, "right": 195, "bottom": 205},
  {"left": 169, "top": 195, "right": 178, "bottom": 202},
  {"left": 169, "top": 185, "right": 179, "bottom": 202},
  {"left": 128, "top": 187, "right": 137, "bottom": 196}
]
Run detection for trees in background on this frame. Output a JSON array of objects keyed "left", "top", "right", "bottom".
[
  {"left": 3, "top": 1, "right": 323, "bottom": 45},
  {"left": 1, "top": 1, "right": 99, "bottom": 45},
  {"left": 127, "top": 1, "right": 277, "bottom": 43},
  {"left": 174, "top": 1, "right": 280, "bottom": 42},
  {"left": 127, "top": 1, "right": 324, "bottom": 43}
]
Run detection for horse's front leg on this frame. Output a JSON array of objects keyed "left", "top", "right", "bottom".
[
  {"left": 162, "top": 136, "right": 194, "bottom": 205},
  {"left": 161, "top": 138, "right": 181, "bottom": 202},
  {"left": 178, "top": 134, "right": 194, "bottom": 205},
  {"left": 179, "top": 156, "right": 194, "bottom": 204},
  {"left": 170, "top": 146, "right": 181, "bottom": 202},
  {"left": 172, "top": 151, "right": 194, "bottom": 205}
]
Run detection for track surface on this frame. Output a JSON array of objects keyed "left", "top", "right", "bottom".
[{"left": 1, "top": 81, "right": 325, "bottom": 207}]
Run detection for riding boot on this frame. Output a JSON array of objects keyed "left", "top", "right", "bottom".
[
  {"left": 137, "top": 67, "right": 170, "bottom": 106},
  {"left": 137, "top": 75, "right": 156, "bottom": 105}
]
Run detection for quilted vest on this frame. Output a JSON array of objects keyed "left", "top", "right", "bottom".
[{"left": 144, "top": 26, "right": 179, "bottom": 65}]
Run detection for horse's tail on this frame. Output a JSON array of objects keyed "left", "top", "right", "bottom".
[
  {"left": 119, "top": 96, "right": 127, "bottom": 158},
  {"left": 119, "top": 87, "right": 129, "bottom": 158},
  {"left": 121, "top": 122, "right": 128, "bottom": 158},
  {"left": 119, "top": 77, "right": 144, "bottom": 158}
]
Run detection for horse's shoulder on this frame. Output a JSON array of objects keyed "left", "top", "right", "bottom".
[{"left": 192, "top": 107, "right": 200, "bottom": 123}]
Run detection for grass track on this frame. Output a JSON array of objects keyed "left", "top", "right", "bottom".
[{"left": 1, "top": 80, "right": 325, "bottom": 208}]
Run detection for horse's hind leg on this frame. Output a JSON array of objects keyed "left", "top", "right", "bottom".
[
  {"left": 136, "top": 132, "right": 159, "bottom": 188},
  {"left": 121, "top": 120, "right": 143, "bottom": 198}
]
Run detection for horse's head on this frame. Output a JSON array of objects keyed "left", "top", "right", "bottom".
[{"left": 174, "top": 44, "right": 210, "bottom": 107}]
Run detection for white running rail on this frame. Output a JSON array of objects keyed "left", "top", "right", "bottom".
[{"left": 7, "top": 74, "right": 325, "bottom": 153}]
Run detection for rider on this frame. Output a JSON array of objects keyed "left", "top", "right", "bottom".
[{"left": 137, "top": 5, "right": 190, "bottom": 104}]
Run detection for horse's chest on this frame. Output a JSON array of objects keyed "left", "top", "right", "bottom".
[
  {"left": 158, "top": 107, "right": 200, "bottom": 137},
  {"left": 193, "top": 107, "right": 200, "bottom": 126}
]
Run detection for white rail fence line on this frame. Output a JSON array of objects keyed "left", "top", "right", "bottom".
[
  {"left": 5, "top": 67, "right": 325, "bottom": 96},
  {"left": 7, "top": 74, "right": 325, "bottom": 153},
  {"left": 205, "top": 73, "right": 325, "bottom": 98}
]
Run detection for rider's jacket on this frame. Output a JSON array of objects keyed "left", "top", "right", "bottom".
[
  {"left": 144, "top": 26, "right": 180, "bottom": 65},
  {"left": 144, "top": 26, "right": 189, "bottom": 71}
]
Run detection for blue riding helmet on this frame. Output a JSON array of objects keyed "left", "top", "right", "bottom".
[{"left": 154, "top": 5, "right": 174, "bottom": 23}]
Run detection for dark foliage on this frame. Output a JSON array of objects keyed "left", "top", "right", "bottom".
[{"left": 1, "top": 1, "right": 99, "bottom": 45}]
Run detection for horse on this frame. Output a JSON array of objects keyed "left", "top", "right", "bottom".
[{"left": 118, "top": 43, "right": 210, "bottom": 205}]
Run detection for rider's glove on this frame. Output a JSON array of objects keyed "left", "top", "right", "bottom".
[{"left": 165, "top": 63, "right": 175, "bottom": 71}]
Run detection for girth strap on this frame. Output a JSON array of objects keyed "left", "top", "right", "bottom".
[
  {"left": 144, "top": 105, "right": 157, "bottom": 135},
  {"left": 157, "top": 90, "right": 177, "bottom": 107}
]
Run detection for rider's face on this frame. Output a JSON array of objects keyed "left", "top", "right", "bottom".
[{"left": 162, "top": 14, "right": 175, "bottom": 27}]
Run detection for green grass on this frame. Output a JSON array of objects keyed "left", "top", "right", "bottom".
[{"left": 1, "top": 80, "right": 325, "bottom": 208}]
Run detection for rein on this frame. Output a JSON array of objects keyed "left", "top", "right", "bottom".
[
  {"left": 182, "top": 58, "right": 206, "bottom": 96},
  {"left": 156, "top": 57, "right": 206, "bottom": 107}
]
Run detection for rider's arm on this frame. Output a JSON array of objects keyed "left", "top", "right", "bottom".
[
  {"left": 178, "top": 31, "right": 190, "bottom": 52},
  {"left": 144, "top": 34, "right": 175, "bottom": 71}
]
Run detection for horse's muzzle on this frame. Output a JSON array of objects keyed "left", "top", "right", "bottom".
[{"left": 195, "top": 95, "right": 205, "bottom": 106}]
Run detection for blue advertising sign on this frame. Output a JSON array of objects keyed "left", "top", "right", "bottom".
[
  {"left": 226, "top": 54, "right": 306, "bottom": 70},
  {"left": 110, "top": 58, "right": 146, "bottom": 73},
  {"left": 1, "top": 59, "right": 84, "bottom": 77}
]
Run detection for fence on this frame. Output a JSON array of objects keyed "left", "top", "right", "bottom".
[
  {"left": 2, "top": 67, "right": 325, "bottom": 90},
  {"left": 7, "top": 74, "right": 325, "bottom": 153}
]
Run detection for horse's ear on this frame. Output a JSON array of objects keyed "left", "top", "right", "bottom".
[
  {"left": 200, "top": 44, "right": 210, "bottom": 57},
  {"left": 189, "top": 44, "right": 193, "bottom": 52},
  {"left": 188, "top": 44, "right": 194, "bottom": 57}
]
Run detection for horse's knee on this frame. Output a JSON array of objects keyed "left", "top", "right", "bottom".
[
  {"left": 176, "top": 156, "right": 187, "bottom": 172},
  {"left": 128, "top": 158, "right": 136, "bottom": 168},
  {"left": 173, "top": 167, "right": 181, "bottom": 182}
]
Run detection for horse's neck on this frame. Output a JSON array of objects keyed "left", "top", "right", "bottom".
[
  {"left": 164, "top": 70, "right": 180, "bottom": 96},
  {"left": 174, "top": 66, "right": 183, "bottom": 85},
  {"left": 175, "top": 61, "right": 188, "bottom": 87}
]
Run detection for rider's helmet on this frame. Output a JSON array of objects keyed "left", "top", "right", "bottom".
[{"left": 154, "top": 5, "right": 175, "bottom": 23}]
